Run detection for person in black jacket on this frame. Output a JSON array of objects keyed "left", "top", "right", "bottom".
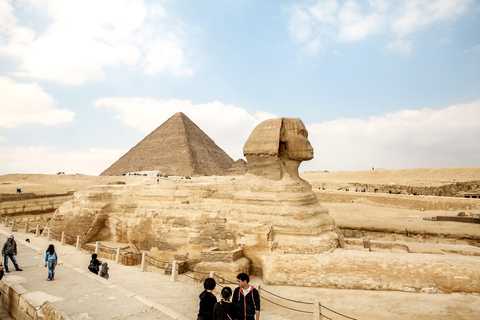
[
  {"left": 213, "top": 286, "right": 239, "bottom": 320},
  {"left": 88, "top": 254, "right": 102, "bottom": 275},
  {"left": 197, "top": 277, "right": 217, "bottom": 320},
  {"left": 232, "top": 273, "right": 260, "bottom": 320}
]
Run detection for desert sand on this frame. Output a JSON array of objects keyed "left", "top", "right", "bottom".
[{"left": 1, "top": 168, "right": 480, "bottom": 319}]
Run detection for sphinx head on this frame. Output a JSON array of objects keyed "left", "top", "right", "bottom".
[{"left": 243, "top": 118, "right": 313, "bottom": 181}]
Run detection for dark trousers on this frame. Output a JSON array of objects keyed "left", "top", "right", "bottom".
[{"left": 4, "top": 254, "right": 19, "bottom": 271}]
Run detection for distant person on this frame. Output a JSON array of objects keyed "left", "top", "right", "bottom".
[
  {"left": 213, "top": 286, "right": 239, "bottom": 320},
  {"left": 88, "top": 253, "right": 102, "bottom": 275},
  {"left": 232, "top": 273, "right": 260, "bottom": 320},
  {"left": 45, "top": 244, "right": 58, "bottom": 281},
  {"left": 198, "top": 277, "right": 217, "bottom": 320},
  {"left": 2, "top": 235, "right": 23, "bottom": 272},
  {"left": 99, "top": 262, "right": 109, "bottom": 279}
]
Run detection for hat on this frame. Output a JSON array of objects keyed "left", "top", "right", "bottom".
[{"left": 7, "top": 234, "right": 14, "bottom": 239}]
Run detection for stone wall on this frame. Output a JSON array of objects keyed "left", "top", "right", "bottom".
[
  {"left": 261, "top": 249, "right": 480, "bottom": 293},
  {"left": 314, "top": 190, "right": 480, "bottom": 211},
  {"left": 0, "top": 195, "right": 74, "bottom": 217}
]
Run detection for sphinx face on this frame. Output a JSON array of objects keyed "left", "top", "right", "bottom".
[{"left": 279, "top": 118, "right": 314, "bottom": 161}]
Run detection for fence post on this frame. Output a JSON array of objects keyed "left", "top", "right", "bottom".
[
  {"left": 256, "top": 284, "right": 261, "bottom": 299},
  {"left": 4, "top": 217, "right": 8, "bottom": 227},
  {"left": 24, "top": 221, "right": 28, "bottom": 234},
  {"left": 61, "top": 231, "right": 66, "bottom": 245},
  {"left": 116, "top": 247, "right": 121, "bottom": 264},
  {"left": 11, "top": 220, "right": 15, "bottom": 232},
  {"left": 141, "top": 252, "right": 147, "bottom": 272},
  {"left": 313, "top": 300, "right": 322, "bottom": 320},
  {"left": 209, "top": 271, "right": 215, "bottom": 279},
  {"left": 76, "top": 236, "right": 81, "bottom": 250},
  {"left": 95, "top": 241, "right": 100, "bottom": 254},
  {"left": 171, "top": 260, "right": 179, "bottom": 282},
  {"left": 36, "top": 225, "right": 40, "bottom": 236},
  {"left": 47, "top": 228, "right": 51, "bottom": 241}
]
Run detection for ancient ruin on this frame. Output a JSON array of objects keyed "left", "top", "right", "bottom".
[
  {"left": 100, "top": 112, "right": 244, "bottom": 177},
  {"left": 45, "top": 117, "right": 480, "bottom": 293}
]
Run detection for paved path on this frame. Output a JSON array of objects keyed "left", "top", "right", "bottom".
[
  {"left": 0, "top": 228, "right": 191, "bottom": 320},
  {"left": 1, "top": 225, "right": 480, "bottom": 320}
]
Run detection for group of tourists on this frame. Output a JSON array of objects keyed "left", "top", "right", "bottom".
[
  {"left": 197, "top": 273, "right": 260, "bottom": 320},
  {"left": 1, "top": 235, "right": 257, "bottom": 319},
  {"left": 1, "top": 235, "right": 109, "bottom": 281}
]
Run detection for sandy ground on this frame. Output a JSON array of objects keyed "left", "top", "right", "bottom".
[{"left": 1, "top": 169, "right": 480, "bottom": 319}]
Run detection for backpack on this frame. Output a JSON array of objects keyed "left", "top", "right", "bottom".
[{"left": 88, "top": 260, "right": 97, "bottom": 272}]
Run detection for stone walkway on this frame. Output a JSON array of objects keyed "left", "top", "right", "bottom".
[{"left": 1, "top": 225, "right": 480, "bottom": 320}]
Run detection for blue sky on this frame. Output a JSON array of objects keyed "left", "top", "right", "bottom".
[{"left": 0, "top": 0, "right": 479, "bottom": 175}]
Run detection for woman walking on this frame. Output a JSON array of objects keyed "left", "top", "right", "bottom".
[{"left": 45, "top": 244, "right": 57, "bottom": 281}]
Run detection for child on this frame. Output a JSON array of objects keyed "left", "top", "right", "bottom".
[
  {"left": 197, "top": 277, "right": 217, "bottom": 320},
  {"left": 44, "top": 244, "right": 58, "bottom": 281},
  {"left": 88, "top": 253, "right": 102, "bottom": 275},
  {"left": 213, "top": 286, "right": 239, "bottom": 320},
  {"left": 99, "top": 262, "right": 109, "bottom": 279}
]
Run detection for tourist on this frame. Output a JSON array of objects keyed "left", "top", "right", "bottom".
[
  {"left": 213, "top": 286, "right": 239, "bottom": 320},
  {"left": 232, "top": 273, "right": 260, "bottom": 320},
  {"left": 197, "top": 277, "right": 217, "bottom": 320},
  {"left": 1, "top": 234, "right": 23, "bottom": 273},
  {"left": 88, "top": 253, "right": 102, "bottom": 275},
  {"left": 44, "top": 244, "right": 58, "bottom": 281},
  {"left": 99, "top": 262, "right": 109, "bottom": 279}
]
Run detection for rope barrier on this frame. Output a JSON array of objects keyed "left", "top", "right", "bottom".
[
  {"left": 183, "top": 266, "right": 210, "bottom": 275},
  {"left": 64, "top": 233, "right": 76, "bottom": 241},
  {"left": 98, "top": 243, "right": 117, "bottom": 250},
  {"left": 145, "top": 259, "right": 168, "bottom": 270},
  {"left": 180, "top": 272, "right": 196, "bottom": 280},
  {"left": 144, "top": 254, "right": 172, "bottom": 265},
  {"left": 321, "top": 305, "right": 357, "bottom": 320},
  {"left": 321, "top": 314, "right": 333, "bottom": 320},
  {"left": 213, "top": 274, "right": 237, "bottom": 284},
  {"left": 260, "top": 296, "right": 313, "bottom": 314},
  {"left": 260, "top": 288, "right": 313, "bottom": 305}
]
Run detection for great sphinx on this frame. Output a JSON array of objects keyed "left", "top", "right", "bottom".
[{"left": 48, "top": 117, "right": 341, "bottom": 270}]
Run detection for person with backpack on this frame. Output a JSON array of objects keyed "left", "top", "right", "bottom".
[
  {"left": 88, "top": 254, "right": 102, "bottom": 274},
  {"left": 232, "top": 273, "right": 260, "bottom": 320},
  {"left": 213, "top": 286, "right": 239, "bottom": 320},
  {"left": 44, "top": 244, "right": 58, "bottom": 281}
]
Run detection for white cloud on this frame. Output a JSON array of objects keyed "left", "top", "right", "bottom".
[
  {"left": 391, "top": 0, "right": 471, "bottom": 37},
  {"left": 0, "top": 142, "right": 126, "bottom": 175},
  {"left": 285, "top": 0, "right": 473, "bottom": 55},
  {"left": 385, "top": 39, "right": 412, "bottom": 54},
  {"left": 338, "top": 0, "right": 385, "bottom": 42},
  {"left": 0, "top": 76, "right": 75, "bottom": 128},
  {"left": 94, "top": 97, "right": 276, "bottom": 161},
  {"left": 302, "top": 100, "right": 480, "bottom": 172},
  {"left": 0, "top": 0, "right": 191, "bottom": 85},
  {"left": 464, "top": 44, "right": 480, "bottom": 53}
]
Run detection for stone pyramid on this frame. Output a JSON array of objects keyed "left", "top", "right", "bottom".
[{"left": 100, "top": 112, "right": 235, "bottom": 176}]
